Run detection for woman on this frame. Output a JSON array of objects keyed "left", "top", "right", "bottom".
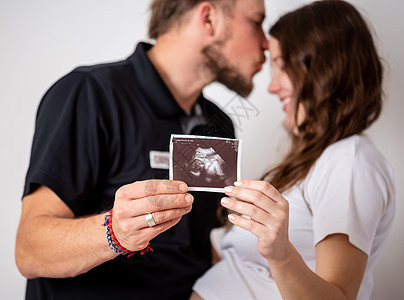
[{"left": 191, "top": 0, "right": 395, "bottom": 299}]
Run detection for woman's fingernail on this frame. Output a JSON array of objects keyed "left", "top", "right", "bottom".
[
  {"left": 224, "top": 186, "right": 233, "bottom": 193},
  {"left": 234, "top": 181, "right": 242, "bottom": 186},
  {"left": 228, "top": 214, "right": 236, "bottom": 222},
  {"left": 221, "top": 197, "right": 229, "bottom": 205},
  {"left": 185, "top": 194, "right": 193, "bottom": 203}
]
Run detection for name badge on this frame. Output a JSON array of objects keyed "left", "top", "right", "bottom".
[{"left": 149, "top": 150, "right": 170, "bottom": 169}]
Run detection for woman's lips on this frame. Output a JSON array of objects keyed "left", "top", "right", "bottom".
[{"left": 281, "top": 97, "right": 292, "bottom": 112}]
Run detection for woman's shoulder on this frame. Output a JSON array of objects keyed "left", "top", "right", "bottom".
[
  {"left": 320, "top": 134, "right": 389, "bottom": 167},
  {"left": 323, "top": 134, "right": 368, "bottom": 154},
  {"left": 307, "top": 134, "right": 394, "bottom": 187}
]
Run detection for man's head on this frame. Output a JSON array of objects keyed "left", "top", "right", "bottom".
[
  {"left": 148, "top": 0, "right": 267, "bottom": 97},
  {"left": 201, "top": 0, "right": 267, "bottom": 97},
  {"left": 148, "top": 0, "right": 233, "bottom": 40}
]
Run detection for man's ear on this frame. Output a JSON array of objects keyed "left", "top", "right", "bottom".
[{"left": 197, "top": 1, "right": 221, "bottom": 37}]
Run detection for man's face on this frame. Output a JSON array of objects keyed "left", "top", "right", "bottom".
[{"left": 202, "top": 0, "right": 267, "bottom": 97}]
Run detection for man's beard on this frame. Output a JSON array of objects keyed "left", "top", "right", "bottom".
[{"left": 202, "top": 43, "right": 253, "bottom": 98}]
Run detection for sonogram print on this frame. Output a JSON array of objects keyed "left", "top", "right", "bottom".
[
  {"left": 187, "top": 147, "right": 228, "bottom": 183},
  {"left": 170, "top": 135, "right": 241, "bottom": 192}
]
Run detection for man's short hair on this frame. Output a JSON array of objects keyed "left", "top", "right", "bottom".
[{"left": 148, "top": 0, "right": 234, "bottom": 39}]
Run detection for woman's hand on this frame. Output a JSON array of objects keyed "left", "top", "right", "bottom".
[{"left": 222, "top": 180, "right": 293, "bottom": 262}]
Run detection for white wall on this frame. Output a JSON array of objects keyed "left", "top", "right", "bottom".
[{"left": 1, "top": 1, "right": 402, "bottom": 299}]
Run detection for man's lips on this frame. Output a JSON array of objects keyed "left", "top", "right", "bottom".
[
  {"left": 256, "top": 56, "right": 266, "bottom": 71},
  {"left": 255, "top": 59, "right": 266, "bottom": 73}
]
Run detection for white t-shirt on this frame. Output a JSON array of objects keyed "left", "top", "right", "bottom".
[{"left": 193, "top": 134, "right": 395, "bottom": 300}]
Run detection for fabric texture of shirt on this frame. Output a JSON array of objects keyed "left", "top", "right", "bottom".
[
  {"left": 193, "top": 134, "right": 395, "bottom": 300},
  {"left": 23, "top": 42, "right": 235, "bottom": 300}
]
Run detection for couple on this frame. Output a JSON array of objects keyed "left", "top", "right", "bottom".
[{"left": 16, "top": 0, "right": 395, "bottom": 299}]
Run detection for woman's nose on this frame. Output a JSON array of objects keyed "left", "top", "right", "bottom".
[{"left": 268, "top": 76, "right": 279, "bottom": 94}]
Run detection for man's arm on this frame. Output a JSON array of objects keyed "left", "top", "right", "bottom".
[{"left": 15, "top": 180, "right": 192, "bottom": 279}]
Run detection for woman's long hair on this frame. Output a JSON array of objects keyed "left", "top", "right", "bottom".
[{"left": 263, "top": 0, "right": 383, "bottom": 193}]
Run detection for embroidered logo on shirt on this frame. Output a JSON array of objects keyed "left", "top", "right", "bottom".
[{"left": 149, "top": 151, "right": 170, "bottom": 169}]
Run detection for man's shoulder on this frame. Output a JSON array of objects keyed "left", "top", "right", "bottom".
[
  {"left": 42, "top": 57, "right": 135, "bottom": 101},
  {"left": 72, "top": 58, "right": 133, "bottom": 83}
]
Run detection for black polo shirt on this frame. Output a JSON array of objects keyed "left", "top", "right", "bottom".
[{"left": 23, "top": 42, "right": 235, "bottom": 300}]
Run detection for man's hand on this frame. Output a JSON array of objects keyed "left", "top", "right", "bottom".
[
  {"left": 111, "top": 180, "right": 193, "bottom": 251},
  {"left": 15, "top": 180, "right": 192, "bottom": 279}
]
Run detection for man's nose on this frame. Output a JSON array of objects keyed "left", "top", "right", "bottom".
[{"left": 260, "top": 28, "right": 269, "bottom": 51}]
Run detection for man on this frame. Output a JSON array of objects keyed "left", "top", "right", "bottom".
[{"left": 15, "top": 0, "right": 267, "bottom": 298}]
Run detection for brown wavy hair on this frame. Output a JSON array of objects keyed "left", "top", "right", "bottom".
[
  {"left": 148, "top": 0, "right": 234, "bottom": 39},
  {"left": 262, "top": 0, "right": 383, "bottom": 193}
]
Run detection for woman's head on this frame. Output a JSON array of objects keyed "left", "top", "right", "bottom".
[
  {"left": 269, "top": 0, "right": 382, "bottom": 137},
  {"left": 264, "top": 0, "right": 384, "bottom": 192},
  {"left": 268, "top": 37, "right": 305, "bottom": 134}
]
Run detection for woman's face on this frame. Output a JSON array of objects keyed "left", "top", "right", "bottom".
[{"left": 268, "top": 37, "right": 304, "bottom": 134}]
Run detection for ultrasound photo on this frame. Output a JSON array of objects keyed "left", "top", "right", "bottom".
[{"left": 169, "top": 135, "right": 241, "bottom": 192}]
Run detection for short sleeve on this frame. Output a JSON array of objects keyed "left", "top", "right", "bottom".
[
  {"left": 305, "top": 141, "right": 393, "bottom": 256},
  {"left": 23, "top": 71, "right": 107, "bottom": 214}
]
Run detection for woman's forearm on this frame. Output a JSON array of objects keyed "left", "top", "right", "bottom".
[{"left": 267, "top": 243, "right": 358, "bottom": 300}]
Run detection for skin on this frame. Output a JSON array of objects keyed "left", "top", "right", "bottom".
[
  {"left": 268, "top": 37, "right": 305, "bottom": 134},
  {"left": 15, "top": 0, "right": 267, "bottom": 280},
  {"left": 203, "top": 0, "right": 267, "bottom": 97}
]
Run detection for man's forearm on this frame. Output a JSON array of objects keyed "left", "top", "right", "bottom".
[
  {"left": 16, "top": 180, "right": 192, "bottom": 279},
  {"left": 15, "top": 213, "right": 117, "bottom": 279}
]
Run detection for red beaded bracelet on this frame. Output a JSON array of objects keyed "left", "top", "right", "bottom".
[{"left": 102, "top": 209, "right": 153, "bottom": 257}]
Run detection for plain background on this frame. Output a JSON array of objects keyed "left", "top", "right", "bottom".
[{"left": 1, "top": 0, "right": 402, "bottom": 298}]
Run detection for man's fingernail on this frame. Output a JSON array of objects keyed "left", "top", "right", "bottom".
[
  {"left": 224, "top": 186, "right": 233, "bottom": 193},
  {"left": 185, "top": 194, "right": 193, "bottom": 203},
  {"left": 179, "top": 183, "right": 188, "bottom": 192}
]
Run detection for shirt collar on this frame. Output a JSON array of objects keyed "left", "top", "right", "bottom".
[{"left": 128, "top": 42, "right": 199, "bottom": 119}]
